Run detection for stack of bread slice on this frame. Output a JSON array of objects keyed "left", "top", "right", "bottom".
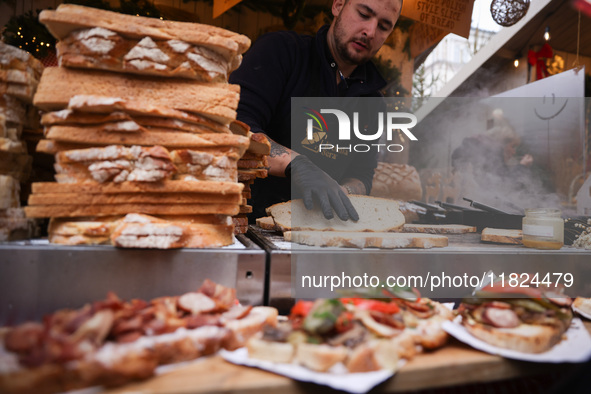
[
  {"left": 230, "top": 120, "right": 270, "bottom": 234},
  {"left": 24, "top": 4, "right": 252, "bottom": 248},
  {"left": 0, "top": 42, "right": 43, "bottom": 241}
]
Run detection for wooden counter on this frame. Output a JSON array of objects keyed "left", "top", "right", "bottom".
[{"left": 107, "top": 322, "right": 590, "bottom": 394}]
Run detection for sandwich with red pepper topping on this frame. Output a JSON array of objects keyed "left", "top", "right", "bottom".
[
  {"left": 246, "top": 287, "right": 452, "bottom": 373},
  {"left": 458, "top": 283, "right": 573, "bottom": 353}
]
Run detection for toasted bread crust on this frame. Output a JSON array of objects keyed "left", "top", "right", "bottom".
[{"left": 462, "top": 320, "right": 564, "bottom": 353}]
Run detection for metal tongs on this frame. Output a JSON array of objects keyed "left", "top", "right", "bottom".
[
  {"left": 462, "top": 197, "right": 512, "bottom": 215},
  {"left": 410, "top": 200, "right": 445, "bottom": 212},
  {"left": 435, "top": 201, "right": 479, "bottom": 212}
]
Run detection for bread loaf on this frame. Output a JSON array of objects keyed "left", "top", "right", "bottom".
[{"left": 370, "top": 162, "right": 423, "bottom": 201}]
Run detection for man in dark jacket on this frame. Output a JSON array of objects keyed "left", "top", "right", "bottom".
[{"left": 229, "top": 0, "right": 403, "bottom": 221}]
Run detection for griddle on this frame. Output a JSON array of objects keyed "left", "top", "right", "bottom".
[{"left": 409, "top": 198, "right": 524, "bottom": 231}]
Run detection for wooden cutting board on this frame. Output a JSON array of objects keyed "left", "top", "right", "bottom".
[
  {"left": 402, "top": 224, "right": 477, "bottom": 234},
  {"left": 481, "top": 228, "right": 523, "bottom": 244}
]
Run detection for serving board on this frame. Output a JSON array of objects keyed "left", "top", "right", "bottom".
[{"left": 106, "top": 322, "right": 591, "bottom": 393}]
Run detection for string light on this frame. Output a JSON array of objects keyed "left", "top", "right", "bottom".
[
  {"left": 544, "top": 26, "right": 550, "bottom": 41},
  {"left": 514, "top": 52, "right": 521, "bottom": 68}
]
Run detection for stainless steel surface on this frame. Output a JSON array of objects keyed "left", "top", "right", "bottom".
[
  {"left": 247, "top": 226, "right": 293, "bottom": 314},
  {"left": 249, "top": 228, "right": 591, "bottom": 311},
  {"left": 0, "top": 235, "right": 265, "bottom": 325}
]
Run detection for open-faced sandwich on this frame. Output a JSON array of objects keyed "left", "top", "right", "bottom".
[
  {"left": 246, "top": 287, "right": 452, "bottom": 373},
  {"left": 458, "top": 283, "right": 573, "bottom": 353},
  {"left": 0, "top": 280, "right": 277, "bottom": 393},
  {"left": 572, "top": 297, "right": 591, "bottom": 319}
]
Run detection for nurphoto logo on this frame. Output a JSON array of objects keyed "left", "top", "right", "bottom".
[{"left": 304, "top": 108, "right": 418, "bottom": 153}]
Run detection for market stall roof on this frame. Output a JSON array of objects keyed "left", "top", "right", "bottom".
[{"left": 416, "top": 0, "right": 587, "bottom": 121}]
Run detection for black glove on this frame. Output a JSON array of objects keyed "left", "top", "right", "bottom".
[{"left": 285, "top": 155, "right": 359, "bottom": 221}]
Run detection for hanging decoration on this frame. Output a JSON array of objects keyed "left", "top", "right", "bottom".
[
  {"left": 490, "top": 0, "right": 530, "bottom": 27},
  {"left": 546, "top": 54, "right": 565, "bottom": 76},
  {"left": 528, "top": 42, "right": 553, "bottom": 80}
]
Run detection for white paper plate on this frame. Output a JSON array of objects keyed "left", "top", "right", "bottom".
[
  {"left": 443, "top": 316, "right": 591, "bottom": 363},
  {"left": 221, "top": 347, "right": 403, "bottom": 394}
]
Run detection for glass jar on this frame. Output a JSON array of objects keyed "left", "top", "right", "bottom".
[{"left": 522, "top": 208, "right": 564, "bottom": 249}]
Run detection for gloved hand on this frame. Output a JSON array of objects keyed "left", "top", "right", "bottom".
[{"left": 285, "top": 155, "right": 359, "bottom": 221}]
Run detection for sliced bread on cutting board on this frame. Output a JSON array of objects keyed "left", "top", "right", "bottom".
[
  {"left": 481, "top": 228, "right": 523, "bottom": 244},
  {"left": 402, "top": 224, "right": 476, "bottom": 234},
  {"left": 284, "top": 231, "right": 448, "bottom": 249},
  {"left": 266, "top": 196, "right": 405, "bottom": 232}
]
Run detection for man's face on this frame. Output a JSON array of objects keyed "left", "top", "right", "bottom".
[{"left": 331, "top": 0, "right": 401, "bottom": 66}]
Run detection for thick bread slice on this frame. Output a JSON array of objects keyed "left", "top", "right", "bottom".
[
  {"left": 229, "top": 119, "right": 250, "bottom": 136},
  {"left": 233, "top": 225, "right": 248, "bottom": 234},
  {"left": 345, "top": 339, "right": 399, "bottom": 373},
  {"left": 285, "top": 231, "right": 448, "bottom": 249},
  {"left": 241, "top": 151, "right": 266, "bottom": 161},
  {"left": 463, "top": 321, "right": 564, "bottom": 354},
  {"left": 224, "top": 307, "right": 278, "bottom": 349},
  {"left": 267, "top": 196, "right": 405, "bottom": 232},
  {"left": 481, "top": 228, "right": 523, "bottom": 244},
  {"left": 49, "top": 216, "right": 122, "bottom": 236},
  {"left": 295, "top": 343, "right": 348, "bottom": 372},
  {"left": 246, "top": 336, "right": 294, "bottom": 363},
  {"left": 30, "top": 192, "right": 241, "bottom": 206},
  {"left": 54, "top": 145, "right": 172, "bottom": 164},
  {"left": 238, "top": 158, "right": 268, "bottom": 169},
  {"left": 42, "top": 110, "right": 231, "bottom": 135},
  {"left": 50, "top": 94, "right": 234, "bottom": 132},
  {"left": 24, "top": 203, "right": 240, "bottom": 218},
  {"left": 31, "top": 180, "right": 243, "bottom": 195},
  {"left": 39, "top": 4, "right": 250, "bottom": 59},
  {"left": 44, "top": 125, "right": 249, "bottom": 155},
  {"left": 239, "top": 205, "right": 253, "bottom": 214},
  {"left": 237, "top": 168, "right": 268, "bottom": 181},
  {"left": 0, "top": 41, "right": 44, "bottom": 77},
  {"left": 247, "top": 133, "right": 271, "bottom": 155},
  {"left": 402, "top": 224, "right": 476, "bottom": 234},
  {"left": 55, "top": 31, "right": 236, "bottom": 83},
  {"left": 232, "top": 216, "right": 248, "bottom": 227},
  {"left": 256, "top": 216, "right": 277, "bottom": 231},
  {"left": 49, "top": 214, "right": 231, "bottom": 232},
  {"left": 49, "top": 233, "right": 112, "bottom": 245},
  {"left": 0, "top": 175, "right": 20, "bottom": 210},
  {"left": 37, "top": 139, "right": 244, "bottom": 157},
  {"left": 34, "top": 67, "right": 239, "bottom": 124},
  {"left": 111, "top": 222, "right": 233, "bottom": 248}
]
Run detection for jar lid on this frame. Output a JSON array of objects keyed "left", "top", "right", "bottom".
[{"left": 524, "top": 208, "right": 562, "bottom": 216}]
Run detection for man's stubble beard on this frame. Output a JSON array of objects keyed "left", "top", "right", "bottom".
[{"left": 332, "top": 14, "right": 374, "bottom": 66}]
